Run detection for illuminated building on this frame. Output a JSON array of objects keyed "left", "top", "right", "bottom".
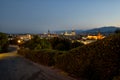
[
  {"left": 64, "top": 30, "right": 76, "bottom": 36},
  {"left": 87, "top": 32, "right": 105, "bottom": 40},
  {"left": 17, "top": 34, "right": 32, "bottom": 41}
]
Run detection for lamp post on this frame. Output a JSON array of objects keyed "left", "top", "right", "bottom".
[{"left": 17, "top": 40, "right": 22, "bottom": 48}]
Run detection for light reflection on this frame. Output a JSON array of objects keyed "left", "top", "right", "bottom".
[{"left": 0, "top": 52, "right": 18, "bottom": 60}]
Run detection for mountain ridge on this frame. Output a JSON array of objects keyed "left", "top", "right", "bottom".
[{"left": 54, "top": 26, "right": 120, "bottom": 35}]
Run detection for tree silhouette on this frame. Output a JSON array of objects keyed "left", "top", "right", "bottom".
[{"left": 0, "top": 32, "right": 9, "bottom": 52}]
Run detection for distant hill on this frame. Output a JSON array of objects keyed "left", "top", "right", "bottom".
[
  {"left": 81, "top": 26, "right": 120, "bottom": 35},
  {"left": 54, "top": 26, "right": 120, "bottom": 35}
]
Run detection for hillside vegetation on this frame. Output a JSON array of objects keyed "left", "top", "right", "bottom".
[
  {"left": 18, "top": 33, "right": 120, "bottom": 80},
  {"left": 57, "top": 33, "right": 120, "bottom": 80},
  {"left": 0, "top": 32, "right": 9, "bottom": 53}
]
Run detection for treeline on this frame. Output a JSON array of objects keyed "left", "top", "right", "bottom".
[
  {"left": 0, "top": 32, "right": 9, "bottom": 53},
  {"left": 18, "top": 33, "right": 120, "bottom": 80},
  {"left": 21, "top": 35, "right": 84, "bottom": 51}
]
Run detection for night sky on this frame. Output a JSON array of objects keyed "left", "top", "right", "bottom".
[{"left": 0, "top": 0, "right": 120, "bottom": 33}]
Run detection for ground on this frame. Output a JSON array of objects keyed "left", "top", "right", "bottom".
[{"left": 0, "top": 45, "right": 76, "bottom": 80}]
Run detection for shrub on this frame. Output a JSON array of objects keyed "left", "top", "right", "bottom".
[
  {"left": 18, "top": 49, "right": 60, "bottom": 66},
  {"left": 18, "top": 33, "right": 120, "bottom": 80},
  {"left": 72, "top": 41, "right": 84, "bottom": 48},
  {"left": 55, "top": 33, "right": 120, "bottom": 80},
  {"left": 0, "top": 32, "right": 9, "bottom": 53},
  {"left": 50, "top": 37, "right": 72, "bottom": 51},
  {"left": 23, "top": 35, "right": 51, "bottom": 50}
]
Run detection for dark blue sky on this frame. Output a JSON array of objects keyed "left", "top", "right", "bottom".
[{"left": 0, "top": 0, "right": 120, "bottom": 33}]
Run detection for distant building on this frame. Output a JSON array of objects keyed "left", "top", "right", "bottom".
[
  {"left": 47, "top": 30, "right": 58, "bottom": 38},
  {"left": 71, "top": 29, "right": 76, "bottom": 35},
  {"left": 81, "top": 40, "right": 96, "bottom": 45},
  {"left": 17, "top": 34, "right": 32, "bottom": 41},
  {"left": 87, "top": 32, "right": 105, "bottom": 40},
  {"left": 64, "top": 30, "right": 76, "bottom": 36},
  {"left": 47, "top": 29, "right": 51, "bottom": 37}
]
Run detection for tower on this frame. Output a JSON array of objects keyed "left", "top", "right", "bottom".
[
  {"left": 48, "top": 29, "right": 50, "bottom": 34},
  {"left": 71, "top": 29, "right": 76, "bottom": 36},
  {"left": 48, "top": 29, "right": 51, "bottom": 37}
]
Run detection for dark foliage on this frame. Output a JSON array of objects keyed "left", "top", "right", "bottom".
[
  {"left": 23, "top": 35, "right": 51, "bottom": 50},
  {"left": 115, "top": 29, "right": 120, "bottom": 34},
  {"left": 18, "top": 33, "right": 120, "bottom": 80},
  {"left": 18, "top": 48, "right": 65, "bottom": 66},
  {"left": 50, "top": 37, "right": 72, "bottom": 51},
  {"left": 55, "top": 33, "right": 120, "bottom": 80},
  {"left": 0, "top": 32, "right": 9, "bottom": 53},
  {"left": 72, "top": 41, "right": 84, "bottom": 48},
  {"left": 9, "top": 38, "right": 18, "bottom": 45}
]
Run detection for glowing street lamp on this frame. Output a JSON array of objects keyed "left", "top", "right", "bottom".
[{"left": 17, "top": 40, "right": 21, "bottom": 43}]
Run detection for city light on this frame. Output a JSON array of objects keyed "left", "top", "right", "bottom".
[{"left": 17, "top": 40, "right": 21, "bottom": 43}]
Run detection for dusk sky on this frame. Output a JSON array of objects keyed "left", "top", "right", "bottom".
[{"left": 0, "top": 0, "right": 120, "bottom": 33}]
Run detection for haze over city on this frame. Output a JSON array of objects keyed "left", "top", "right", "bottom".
[{"left": 0, "top": 0, "right": 120, "bottom": 33}]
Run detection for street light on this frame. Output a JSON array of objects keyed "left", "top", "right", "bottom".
[{"left": 17, "top": 40, "right": 21, "bottom": 44}]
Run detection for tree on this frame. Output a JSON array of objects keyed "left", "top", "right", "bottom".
[
  {"left": 50, "top": 37, "right": 72, "bottom": 51},
  {"left": 55, "top": 33, "right": 120, "bottom": 80},
  {"left": 72, "top": 41, "right": 84, "bottom": 48},
  {"left": 0, "top": 32, "right": 9, "bottom": 53},
  {"left": 23, "top": 35, "right": 51, "bottom": 50},
  {"left": 115, "top": 29, "right": 120, "bottom": 34}
]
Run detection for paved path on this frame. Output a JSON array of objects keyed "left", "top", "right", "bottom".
[{"left": 0, "top": 45, "right": 75, "bottom": 80}]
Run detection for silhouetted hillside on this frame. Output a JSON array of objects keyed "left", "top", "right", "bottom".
[{"left": 57, "top": 33, "right": 120, "bottom": 80}]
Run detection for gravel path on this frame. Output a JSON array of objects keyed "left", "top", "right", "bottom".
[{"left": 0, "top": 46, "right": 75, "bottom": 80}]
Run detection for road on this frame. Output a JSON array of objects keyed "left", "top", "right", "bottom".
[{"left": 0, "top": 45, "right": 75, "bottom": 80}]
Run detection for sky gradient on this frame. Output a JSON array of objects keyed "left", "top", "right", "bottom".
[{"left": 0, "top": 0, "right": 120, "bottom": 33}]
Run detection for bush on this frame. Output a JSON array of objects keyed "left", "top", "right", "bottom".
[
  {"left": 0, "top": 32, "right": 9, "bottom": 53},
  {"left": 113, "top": 76, "right": 120, "bottom": 80},
  {"left": 18, "top": 49, "right": 64, "bottom": 66},
  {"left": 115, "top": 29, "right": 120, "bottom": 34},
  {"left": 50, "top": 37, "right": 72, "bottom": 51},
  {"left": 18, "top": 33, "right": 120, "bottom": 80},
  {"left": 55, "top": 33, "right": 120, "bottom": 80},
  {"left": 72, "top": 41, "right": 84, "bottom": 48},
  {"left": 23, "top": 35, "right": 51, "bottom": 50}
]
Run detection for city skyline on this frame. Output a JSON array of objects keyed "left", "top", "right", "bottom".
[{"left": 0, "top": 0, "right": 120, "bottom": 33}]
